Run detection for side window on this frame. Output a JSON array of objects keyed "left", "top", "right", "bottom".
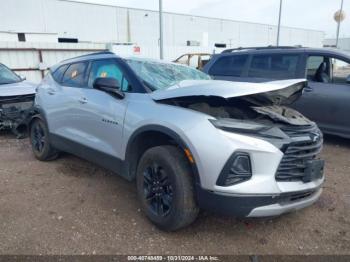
[
  {"left": 306, "top": 56, "right": 325, "bottom": 80},
  {"left": 189, "top": 55, "right": 199, "bottom": 68},
  {"left": 89, "top": 59, "right": 131, "bottom": 91},
  {"left": 62, "top": 62, "right": 88, "bottom": 87},
  {"left": 209, "top": 55, "right": 248, "bottom": 76},
  {"left": 331, "top": 57, "right": 350, "bottom": 84},
  {"left": 199, "top": 55, "right": 211, "bottom": 69},
  {"left": 176, "top": 55, "right": 189, "bottom": 65},
  {"left": 248, "top": 54, "right": 300, "bottom": 79},
  {"left": 306, "top": 56, "right": 331, "bottom": 83},
  {"left": 51, "top": 64, "right": 69, "bottom": 83}
]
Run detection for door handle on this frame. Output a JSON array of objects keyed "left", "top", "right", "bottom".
[
  {"left": 78, "top": 97, "right": 88, "bottom": 104},
  {"left": 47, "top": 88, "right": 56, "bottom": 95},
  {"left": 304, "top": 86, "right": 313, "bottom": 92}
]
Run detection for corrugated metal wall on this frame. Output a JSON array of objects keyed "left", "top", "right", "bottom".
[
  {"left": 0, "top": 0, "right": 324, "bottom": 48},
  {"left": 0, "top": 42, "right": 106, "bottom": 83}
]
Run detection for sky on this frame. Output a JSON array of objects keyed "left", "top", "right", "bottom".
[{"left": 78, "top": 0, "right": 350, "bottom": 38}]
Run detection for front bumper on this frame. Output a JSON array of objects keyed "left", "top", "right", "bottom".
[{"left": 196, "top": 184, "right": 322, "bottom": 217}]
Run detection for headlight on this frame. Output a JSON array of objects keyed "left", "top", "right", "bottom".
[
  {"left": 209, "top": 118, "right": 289, "bottom": 141},
  {"left": 209, "top": 118, "right": 270, "bottom": 133},
  {"left": 216, "top": 152, "right": 252, "bottom": 186}
]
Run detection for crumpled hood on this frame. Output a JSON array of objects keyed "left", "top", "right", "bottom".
[
  {"left": 150, "top": 79, "right": 307, "bottom": 106},
  {"left": 0, "top": 81, "right": 37, "bottom": 97}
]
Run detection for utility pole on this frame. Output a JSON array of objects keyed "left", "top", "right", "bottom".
[
  {"left": 276, "top": 0, "right": 283, "bottom": 46},
  {"left": 159, "top": 0, "right": 164, "bottom": 59},
  {"left": 335, "top": 0, "right": 345, "bottom": 48}
]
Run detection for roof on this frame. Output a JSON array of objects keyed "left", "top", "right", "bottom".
[
  {"left": 222, "top": 46, "right": 302, "bottom": 53},
  {"left": 219, "top": 46, "right": 350, "bottom": 59},
  {"left": 60, "top": 51, "right": 116, "bottom": 62},
  {"left": 50, "top": 51, "right": 118, "bottom": 71},
  {"left": 50, "top": 52, "right": 188, "bottom": 72}
]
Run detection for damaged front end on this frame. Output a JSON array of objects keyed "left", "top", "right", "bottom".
[
  {"left": 157, "top": 80, "right": 324, "bottom": 183},
  {"left": 0, "top": 94, "right": 35, "bottom": 138}
]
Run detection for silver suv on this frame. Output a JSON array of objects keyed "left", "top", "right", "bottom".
[{"left": 29, "top": 52, "right": 324, "bottom": 231}]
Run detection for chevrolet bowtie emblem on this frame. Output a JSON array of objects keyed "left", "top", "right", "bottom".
[{"left": 310, "top": 132, "right": 320, "bottom": 142}]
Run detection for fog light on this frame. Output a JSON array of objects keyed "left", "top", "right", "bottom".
[{"left": 217, "top": 152, "right": 252, "bottom": 186}]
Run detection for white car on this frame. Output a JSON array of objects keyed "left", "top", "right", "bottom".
[
  {"left": 0, "top": 63, "right": 36, "bottom": 137},
  {"left": 29, "top": 52, "right": 325, "bottom": 231}
]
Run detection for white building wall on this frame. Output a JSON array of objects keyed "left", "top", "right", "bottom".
[
  {"left": 0, "top": 0, "right": 324, "bottom": 49},
  {"left": 0, "top": 33, "right": 19, "bottom": 42},
  {"left": 0, "top": 32, "right": 59, "bottom": 43},
  {"left": 323, "top": 38, "right": 350, "bottom": 51}
]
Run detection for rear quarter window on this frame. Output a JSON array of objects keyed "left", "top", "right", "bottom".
[
  {"left": 62, "top": 62, "right": 88, "bottom": 87},
  {"left": 248, "top": 54, "right": 300, "bottom": 79},
  {"left": 209, "top": 55, "right": 248, "bottom": 76},
  {"left": 51, "top": 64, "right": 69, "bottom": 83}
]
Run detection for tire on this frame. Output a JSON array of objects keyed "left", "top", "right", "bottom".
[
  {"left": 29, "top": 118, "right": 58, "bottom": 161},
  {"left": 136, "top": 145, "right": 199, "bottom": 231}
]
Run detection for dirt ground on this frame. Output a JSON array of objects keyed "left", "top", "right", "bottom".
[{"left": 0, "top": 131, "right": 349, "bottom": 255}]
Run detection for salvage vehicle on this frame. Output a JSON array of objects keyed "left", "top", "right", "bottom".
[
  {"left": 29, "top": 52, "right": 324, "bottom": 231},
  {"left": 202, "top": 46, "right": 350, "bottom": 138},
  {"left": 174, "top": 53, "right": 211, "bottom": 69},
  {"left": 0, "top": 63, "right": 36, "bottom": 137}
]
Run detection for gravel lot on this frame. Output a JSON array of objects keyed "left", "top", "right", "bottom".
[{"left": 0, "top": 131, "right": 349, "bottom": 255}]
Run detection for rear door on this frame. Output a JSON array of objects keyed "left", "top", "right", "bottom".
[
  {"left": 292, "top": 54, "right": 350, "bottom": 136},
  {"left": 46, "top": 62, "right": 89, "bottom": 141}
]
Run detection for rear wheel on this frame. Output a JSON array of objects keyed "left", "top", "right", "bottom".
[
  {"left": 136, "top": 145, "right": 199, "bottom": 231},
  {"left": 30, "top": 118, "right": 58, "bottom": 161}
]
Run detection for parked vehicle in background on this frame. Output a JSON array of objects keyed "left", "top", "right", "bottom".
[
  {"left": 30, "top": 52, "right": 324, "bottom": 231},
  {"left": 174, "top": 53, "right": 212, "bottom": 69},
  {"left": 0, "top": 63, "right": 36, "bottom": 137},
  {"left": 203, "top": 46, "right": 350, "bottom": 138}
]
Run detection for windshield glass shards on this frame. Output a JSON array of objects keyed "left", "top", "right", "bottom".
[{"left": 126, "top": 59, "right": 211, "bottom": 91}]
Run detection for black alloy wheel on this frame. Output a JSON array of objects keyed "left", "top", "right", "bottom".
[
  {"left": 30, "top": 118, "right": 58, "bottom": 161},
  {"left": 136, "top": 145, "right": 199, "bottom": 231},
  {"left": 32, "top": 121, "right": 46, "bottom": 154},
  {"left": 143, "top": 163, "right": 173, "bottom": 217}
]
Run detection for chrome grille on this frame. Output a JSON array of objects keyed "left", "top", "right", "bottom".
[{"left": 275, "top": 124, "right": 323, "bottom": 182}]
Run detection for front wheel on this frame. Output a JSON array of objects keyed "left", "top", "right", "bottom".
[
  {"left": 136, "top": 145, "right": 199, "bottom": 231},
  {"left": 29, "top": 118, "right": 58, "bottom": 161}
]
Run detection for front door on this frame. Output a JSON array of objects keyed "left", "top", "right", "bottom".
[
  {"left": 76, "top": 59, "right": 130, "bottom": 160},
  {"left": 293, "top": 55, "right": 350, "bottom": 137}
]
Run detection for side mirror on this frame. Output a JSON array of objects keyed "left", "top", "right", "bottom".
[{"left": 93, "top": 77, "right": 125, "bottom": 99}]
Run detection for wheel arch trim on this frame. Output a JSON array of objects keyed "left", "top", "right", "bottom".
[
  {"left": 124, "top": 124, "right": 201, "bottom": 184},
  {"left": 28, "top": 106, "right": 48, "bottom": 129}
]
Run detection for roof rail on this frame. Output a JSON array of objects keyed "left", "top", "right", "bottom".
[
  {"left": 61, "top": 50, "right": 113, "bottom": 62},
  {"left": 222, "top": 45, "right": 303, "bottom": 53}
]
